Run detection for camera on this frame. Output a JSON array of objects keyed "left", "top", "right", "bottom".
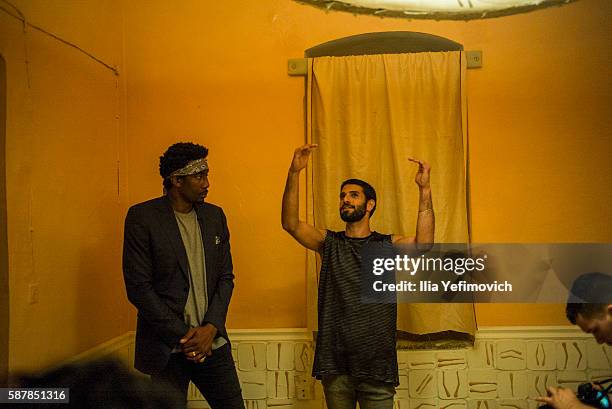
[{"left": 539, "top": 381, "right": 611, "bottom": 409}]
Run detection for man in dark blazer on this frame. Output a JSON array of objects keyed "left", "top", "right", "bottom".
[{"left": 123, "top": 142, "right": 244, "bottom": 408}]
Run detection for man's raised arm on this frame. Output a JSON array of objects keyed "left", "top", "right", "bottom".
[
  {"left": 281, "top": 144, "right": 325, "bottom": 251},
  {"left": 393, "top": 158, "right": 435, "bottom": 249}
]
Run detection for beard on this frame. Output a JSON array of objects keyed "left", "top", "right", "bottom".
[{"left": 340, "top": 202, "right": 367, "bottom": 222}]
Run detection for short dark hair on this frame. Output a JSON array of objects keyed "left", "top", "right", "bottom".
[
  {"left": 340, "top": 178, "right": 377, "bottom": 217},
  {"left": 159, "top": 142, "right": 208, "bottom": 190},
  {"left": 566, "top": 272, "right": 612, "bottom": 324}
]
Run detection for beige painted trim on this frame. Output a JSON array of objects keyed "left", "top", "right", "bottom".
[
  {"left": 62, "top": 329, "right": 313, "bottom": 366},
  {"left": 227, "top": 328, "right": 312, "bottom": 342},
  {"left": 64, "top": 326, "right": 590, "bottom": 365},
  {"left": 63, "top": 331, "right": 135, "bottom": 366},
  {"left": 476, "top": 325, "right": 590, "bottom": 339}
]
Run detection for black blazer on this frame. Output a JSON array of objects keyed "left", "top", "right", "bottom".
[{"left": 122, "top": 196, "right": 234, "bottom": 374}]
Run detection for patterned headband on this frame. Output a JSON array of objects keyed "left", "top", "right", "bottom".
[{"left": 166, "top": 158, "right": 208, "bottom": 179}]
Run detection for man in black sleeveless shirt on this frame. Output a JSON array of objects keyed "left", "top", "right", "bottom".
[{"left": 281, "top": 144, "right": 434, "bottom": 409}]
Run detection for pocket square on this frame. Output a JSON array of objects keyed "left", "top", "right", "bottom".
[{"left": 215, "top": 235, "right": 221, "bottom": 245}]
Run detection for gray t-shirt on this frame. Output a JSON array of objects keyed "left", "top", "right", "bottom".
[{"left": 172, "top": 209, "right": 226, "bottom": 352}]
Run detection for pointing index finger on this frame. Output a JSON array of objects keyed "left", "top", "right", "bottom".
[{"left": 408, "top": 157, "right": 423, "bottom": 165}]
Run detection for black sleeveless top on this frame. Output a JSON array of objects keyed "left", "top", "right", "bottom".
[{"left": 313, "top": 230, "right": 399, "bottom": 386}]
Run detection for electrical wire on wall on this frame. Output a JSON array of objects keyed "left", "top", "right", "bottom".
[
  {"left": 0, "top": 0, "right": 119, "bottom": 78},
  {"left": 0, "top": 0, "right": 125, "bottom": 285}
]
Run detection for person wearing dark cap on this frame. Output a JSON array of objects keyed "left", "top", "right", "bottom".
[
  {"left": 535, "top": 272, "right": 612, "bottom": 408},
  {"left": 565, "top": 272, "right": 612, "bottom": 345},
  {"left": 123, "top": 142, "right": 243, "bottom": 408}
]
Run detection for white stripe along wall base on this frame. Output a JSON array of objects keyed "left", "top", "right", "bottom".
[{"left": 69, "top": 327, "right": 611, "bottom": 409}]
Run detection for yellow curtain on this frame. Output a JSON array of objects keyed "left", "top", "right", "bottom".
[{"left": 306, "top": 52, "right": 476, "bottom": 342}]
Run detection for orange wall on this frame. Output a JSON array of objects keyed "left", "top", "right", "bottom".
[
  {"left": 1, "top": 0, "right": 130, "bottom": 372},
  {"left": 123, "top": 0, "right": 611, "bottom": 328},
  {"left": 462, "top": 0, "right": 611, "bottom": 324},
  {"left": 2, "top": 0, "right": 610, "bottom": 375}
]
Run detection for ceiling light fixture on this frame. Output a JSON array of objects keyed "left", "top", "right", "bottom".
[{"left": 294, "top": 0, "right": 577, "bottom": 20}]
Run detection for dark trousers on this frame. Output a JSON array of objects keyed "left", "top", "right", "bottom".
[{"left": 151, "top": 344, "right": 244, "bottom": 409}]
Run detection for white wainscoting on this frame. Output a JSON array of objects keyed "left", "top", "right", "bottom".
[{"left": 68, "top": 327, "right": 611, "bottom": 409}]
